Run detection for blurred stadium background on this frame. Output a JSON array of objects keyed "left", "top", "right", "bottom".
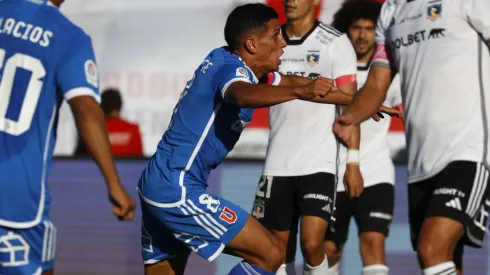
[{"left": 48, "top": 0, "right": 490, "bottom": 274}]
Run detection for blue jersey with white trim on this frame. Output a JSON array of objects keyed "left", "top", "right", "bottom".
[
  {"left": 0, "top": 0, "right": 99, "bottom": 228},
  {"left": 139, "top": 48, "right": 257, "bottom": 205}
]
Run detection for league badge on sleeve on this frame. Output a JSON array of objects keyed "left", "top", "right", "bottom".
[
  {"left": 84, "top": 59, "right": 99, "bottom": 88},
  {"left": 236, "top": 67, "right": 249, "bottom": 79},
  {"left": 427, "top": 3, "right": 442, "bottom": 21}
]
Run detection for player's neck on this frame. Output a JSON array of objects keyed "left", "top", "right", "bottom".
[
  {"left": 357, "top": 48, "right": 375, "bottom": 65},
  {"left": 284, "top": 15, "right": 316, "bottom": 38}
]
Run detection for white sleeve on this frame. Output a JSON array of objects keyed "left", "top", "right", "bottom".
[
  {"left": 372, "top": 1, "right": 396, "bottom": 68},
  {"left": 387, "top": 74, "right": 402, "bottom": 106},
  {"left": 465, "top": 0, "right": 490, "bottom": 40},
  {"left": 329, "top": 34, "right": 357, "bottom": 86}
]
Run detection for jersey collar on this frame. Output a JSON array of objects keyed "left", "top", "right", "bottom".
[{"left": 281, "top": 20, "right": 320, "bottom": 46}]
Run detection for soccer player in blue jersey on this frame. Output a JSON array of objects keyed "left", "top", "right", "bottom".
[
  {"left": 0, "top": 0, "right": 136, "bottom": 274},
  {"left": 136, "top": 3, "right": 379, "bottom": 275}
]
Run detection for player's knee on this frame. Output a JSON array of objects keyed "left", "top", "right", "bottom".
[
  {"left": 301, "top": 238, "right": 324, "bottom": 258},
  {"left": 324, "top": 241, "right": 342, "bottom": 266},
  {"left": 360, "top": 232, "right": 385, "bottom": 254},
  {"left": 417, "top": 235, "right": 449, "bottom": 264}
]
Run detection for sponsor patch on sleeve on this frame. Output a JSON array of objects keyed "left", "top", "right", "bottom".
[{"left": 236, "top": 67, "right": 249, "bottom": 79}]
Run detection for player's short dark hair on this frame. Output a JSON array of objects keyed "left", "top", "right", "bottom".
[
  {"left": 100, "top": 88, "right": 122, "bottom": 115},
  {"left": 332, "top": 0, "right": 383, "bottom": 33},
  {"left": 224, "top": 3, "right": 278, "bottom": 50}
]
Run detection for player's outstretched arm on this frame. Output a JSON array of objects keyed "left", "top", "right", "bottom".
[
  {"left": 344, "top": 66, "right": 392, "bottom": 124},
  {"left": 223, "top": 79, "right": 333, "bottom": 108},
  {"left": 69, "top": 96, "right": 136, "bottom": 221},
  {"left": 279, "top": 75, "right": 354, "bottom": 106}
]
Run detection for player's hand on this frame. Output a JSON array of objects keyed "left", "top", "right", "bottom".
[
  {"left": 333, "top": 112, "right": 356, "bottom": 146},
  {"left": 297, "top": 77, "right": 338, "bottom": 99},
  {"left": 108, "top": 183, "right": 136, "bottom": 221},
  {"left": 344, "top": 164, "right": 364, "bottom": 198},
  {"left": 375, "top": 105, "right": 403, "bottom": 120}
]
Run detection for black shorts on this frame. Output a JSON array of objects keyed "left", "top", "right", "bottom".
[
  {"left": 409, "top": 161, "right": 490, "bottom": 249},
  {"left": 324, "top": 183, "right": 394, "bottom": 247},
  {"left": 251, "top": 172, "right": 336, "bottom": 231}
]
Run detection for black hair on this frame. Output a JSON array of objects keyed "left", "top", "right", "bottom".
[
  {"left": 332, "top": 0, "right": 383, "bottom": 33},
  {"left": 224, "top": 3, "right": 278, "bottom": 50},
  {"left": 100, "top": 88, "right": 122, "bottom": 115}
]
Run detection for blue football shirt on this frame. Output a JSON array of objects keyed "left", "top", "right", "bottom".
[{"left": 0, "top": 0, "right": 99, "bottom": 228}]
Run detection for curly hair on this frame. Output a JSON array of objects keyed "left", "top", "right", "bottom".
[{"left": 332, "top": 0, "right": 383, "bottom": 33}]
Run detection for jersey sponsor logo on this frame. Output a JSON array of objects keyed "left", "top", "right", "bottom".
[
  {"left": 303, "top": 193, "right": 332, "bottom": 203},
  {"left": 427, "top": 3, "right": 442, "bottom": 21},
  {"left": 199, "top": 194, "right": 220, "bottom": 213},
  {"left": 369, "top": 212, "right": 392, "bottom": 220},
  {"left": 306, "top": 51, "right": 320, "bottom": 67},
  {"left": 219, "top": 207, "right": 237, "bottom": 224},
  {"left": 400, "top": 13, "right": 423, "bottom": 25},
  {"left": 252, "top": 200, "right": 265, "bottom": 219},
  {"left": 284, "top": 71, "right": 320, "bottom": 80},
  {"left": 390, "top": 28, "right": 446, "bottom": 49},
  {"left": 281, "top": 57, "right": 305, "bottom": 63},
  {"left": 428, "top": 28, "right": 446, "bottom": 39},
  {"left": 236, "top": 67, "right": 249, "bottom": 79},
  {"left": 84, "top": 59, "right": 98, "bottom": 88},
  {"left": 0, "top": 232, "right": 29, "bottom": 267}
]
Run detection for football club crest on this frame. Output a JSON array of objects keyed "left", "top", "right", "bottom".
[
  {"left": 427, "top": 3, "right": 442, "bottom": 21},
  {"left": 306, "top": 51, "right": 320, "bottom": 67},
  {"left": 252, "top": 201, "right": 265, "bottom": 219}
]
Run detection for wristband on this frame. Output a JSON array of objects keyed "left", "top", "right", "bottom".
[{"left": 347, "top": 149, "right": 360, "bottom": 165}]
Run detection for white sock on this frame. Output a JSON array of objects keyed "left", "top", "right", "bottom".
[
  {"left": 362, "top": 264, "right": 389, "bottom": 275},
  {"left": 328, "top": 262, "right": 340, "bottom": 275},
  {"left": 276, "top": 262, "right": 296, "bottom": 275},
  {"left": 303, "top": 255, "right": 329, "bottom": 275},
  {"left": 423, "top": 262, "right": 457, "bottom": 275}
]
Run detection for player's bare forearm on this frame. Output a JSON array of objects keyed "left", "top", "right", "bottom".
[
  {"left": 280, "top": 74, "right": 352, "bottom": 104},
  {"left": 69, "top": 96, "right": 120, "bottom": 187},
  {"left": 346, "top": 66, "right": 392, "bottom": 124},
  {"left": 224, "top": 81, "right": 300, "bottom": 108},
  {"left": 307, "top": 89, "right": 353, "bottom": 105}
]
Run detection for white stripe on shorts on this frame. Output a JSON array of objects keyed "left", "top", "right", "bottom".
[
  {"left": 467, "top": 165, "right": 489, "bottom": 217},
  {"left": 187, "top": 200, "right": 227, "bottom": 233},
  {"left": 179, "top": 205, "right": 220, "bottom": 239}
]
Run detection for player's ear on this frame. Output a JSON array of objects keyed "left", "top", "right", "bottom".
[{"left": 244, "top": 38, "right": 257, "bottom": 54}]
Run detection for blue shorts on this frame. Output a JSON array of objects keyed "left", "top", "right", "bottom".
[
  {"left": 0, "top": 216, "right": 56, "bottom": 274},
  {"left": 139, "top": 187, "right": 248, "bottom": 264}
]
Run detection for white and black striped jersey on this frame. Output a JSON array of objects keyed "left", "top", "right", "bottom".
[{"left": 263, "top": 21, "right": 357, "bottom": 177}]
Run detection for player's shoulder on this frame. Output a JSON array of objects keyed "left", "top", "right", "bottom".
[
  {"left": 317, "top": 22, "right": 342, "bottom": 38},
  {"left": 205, "top": 47, "right": 256, "bottom": 80},
  {"left": 312, "top": 21, "right": 346, "bottom": 47},
  {"left": 206, "top": 47, "right": 245, "bottom": 67}
]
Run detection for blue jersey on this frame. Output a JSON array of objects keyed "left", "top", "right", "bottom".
[
  {"left": 0, "top": 0, "right": 99, "bottom": 228},
  {"left": 139, "top": 47, "right": 259, "bottom": 206}
]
